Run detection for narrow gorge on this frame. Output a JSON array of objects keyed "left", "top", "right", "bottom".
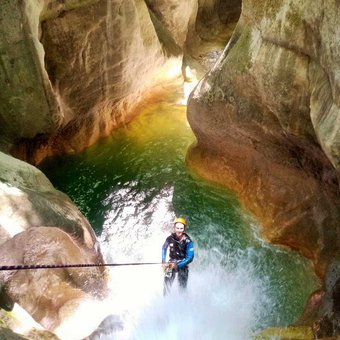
[{"left": 0, "top": 0, "right": 339, "bottom": 339}]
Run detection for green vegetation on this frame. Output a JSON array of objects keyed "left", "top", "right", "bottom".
[{"left": 226, "top": 26, "right": 253, "bottom": 74}]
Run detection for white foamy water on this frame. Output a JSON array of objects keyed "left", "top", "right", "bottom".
[
  {"left": 95, "top": 187, "right": 265, "bottom": 340},
  {"left": 93, "top": 251, "right": 262, "bottom": 340}
]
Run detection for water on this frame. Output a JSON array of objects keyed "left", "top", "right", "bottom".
[{"left": 39, "top": 80, "right": 319, "bottom": 339}]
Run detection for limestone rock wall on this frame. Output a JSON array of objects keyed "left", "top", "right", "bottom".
[
  {"left": 187, "top": 0, "right": 340, "bottom": 278},
  {"left": 0, "top": 0, "right": 59, "bottom": 152},
  {"left": 0, "top": 151, "right": 108, "bottom": 332},
  {"left": 1, "top": 0, "right": 339, "bottom": 336},
  {"left": 39, "top": 0, "right": 166, "bottom": 155},
  {"left": 145, "top": 0, "right": 197, "bottom": 51},
  {"left": 183, "top": 0, "right": 241, "bottom": 79},
  {"left": 145, "top": 0, "right": 242, "bottom": 79},
  {"left": 0, "top": 0, "right": 241, "bottom": 164},
  {"left": 0, "top": 0, "right": 166, "bottom": 163}
]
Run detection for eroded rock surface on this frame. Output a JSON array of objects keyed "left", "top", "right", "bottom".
[
  {"left": 1, "top": 0, "right": 339, "bottom": 336},
  {"left": 312, "top": 259, "right": 340, "bottom": 338},
  {"left": 187, "top": 0, "right": 340, "bottom": 278},
  {"left": 0, "top": 152, "right": 108, "bottom": 333},
  {"left": 146, "top": 0, "right": 241, "bottom": 79},
  {"left": 1, "top": 0, "right": 166, "bottom": 163},
  {"left": 0, "top": 0, "right": 241, "bottom": 164},
  {"left": 182, "top": 0, "right": 241, "bottom": 79}
]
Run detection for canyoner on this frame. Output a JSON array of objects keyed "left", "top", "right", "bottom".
[{"left": 162, "top": 217, "right": 195, "bottom": 295}]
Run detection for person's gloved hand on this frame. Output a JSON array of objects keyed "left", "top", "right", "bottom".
[{"left": 170, "top": 262, "right": 178, "bottom": 270}]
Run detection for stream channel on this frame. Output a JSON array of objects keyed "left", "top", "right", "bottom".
[{"left": 39, "top": 79, "right": 319, "bottom": 340}]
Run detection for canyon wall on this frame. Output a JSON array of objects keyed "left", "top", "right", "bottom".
[
  {"left": 1, "top": 0, "right": 339, "bottom": 337},
  {"left": 187, "top": 0, "right": 339, "bottom": 278},
  {"left": 1, "top": 0, "right": 166, "bottom": 163},
  {"left": 187, "top": 0, "right": 339, "bottom": 335},
  {"left": 0, "top": 0, "right": 241, "bottom": 164}
]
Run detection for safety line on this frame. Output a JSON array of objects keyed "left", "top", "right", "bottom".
[{"left": 0, "top": 262, "right": 162, "bottom": 271}]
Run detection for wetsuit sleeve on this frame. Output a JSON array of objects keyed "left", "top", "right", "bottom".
[
  {"left": 162, "top": 238, "right": 169, "bottom": 263},
  {"left": 177, "top": 241, "right": 194, "bottom": 269}
]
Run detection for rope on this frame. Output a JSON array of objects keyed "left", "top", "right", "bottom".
[{"left": 0, "top": 262, "right": 162, "bottom": 271}]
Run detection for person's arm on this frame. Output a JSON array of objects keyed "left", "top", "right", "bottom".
[
  {"left": 177, "top": 241, "right": 194, "bottom": 269},
  {"left": 162, "top": 239, "right": 169, "bottom": 264}
]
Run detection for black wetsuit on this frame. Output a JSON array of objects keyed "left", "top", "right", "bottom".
[{"left": 162, "top": 232, "right": 194, "bottom": 294}]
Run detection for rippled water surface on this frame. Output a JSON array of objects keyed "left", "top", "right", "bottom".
[{"left": 40, "top": 81, "right": 319, "bottom": 339}]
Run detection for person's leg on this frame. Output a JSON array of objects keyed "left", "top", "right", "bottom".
[
  {"left": 177, "top": 266, "right": 189, "bottom": 290},
  {"left": 163, "top": 269, "right": 176, "bottom": 296}
]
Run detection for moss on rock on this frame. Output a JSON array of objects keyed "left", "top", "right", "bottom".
[{"left": 253, "top": 326, "right": 314, "bottom": 340}]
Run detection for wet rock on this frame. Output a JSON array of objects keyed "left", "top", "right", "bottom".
[
  {"left": 0, "top": 326, "right": 59, "bottom": 340},
  {"left": 295, "top": 289, "right": 325, "bottom": 326},
  {"left": 0, "top": 327, "right": 29, "bottom": 340},
  {"left": 187, "top": 0, "right": 340, "bottom": 279},
  {"left": 0, "top": 152, "right": 108, "bottom": 333},
  {"left": 0, "top": 306, "right": 60, "bottom": 339},
  {"left": 86, "top": 314, "right": 124, "bottom": 339},
  {"left": 313, "top": 259, "right": 340, "bottom": 338},
  {"left": 0, "top": 151, "right": 100, "bottom": 250},
  {"left": 25, "top": 328, "right": 60, "bottom": 340},
  {"left": 0, "top": 0, "right": 165, "bottom": 164}
]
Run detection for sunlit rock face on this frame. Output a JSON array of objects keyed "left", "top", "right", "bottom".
[
  {"left": 0, "top": 0, "right": 166, "bottom": 163},
  {"left": 187, "top": 0, "right": 340, "bottom": 278},
  {"left": 146, "top": 0, "right": 241, "bottom": 79},
  {"left": 0, "top": 152, "right": 108, "bottom": 331},
  {"left": 145, "top": 0, "right": 197, "bottom": 52},
  {"left": 0, "top": 1, "right": 59, "bottom": 153},
  {"left": 183, "top": 0, "right": 241, "bottom": 79},
  {"left": 0, "top": 0, "right": 241, "bottom": 164}
]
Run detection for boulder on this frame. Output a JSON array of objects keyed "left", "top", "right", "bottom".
[{"left": 0, "top": 152, "right": 108, "bottom": 333}]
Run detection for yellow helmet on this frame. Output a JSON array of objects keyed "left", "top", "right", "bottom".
[{"left": 174, "top": 217, "right": 187, "bottom": 226}]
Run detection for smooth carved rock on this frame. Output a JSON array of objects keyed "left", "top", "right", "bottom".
[
  {"left": 0, "top": 0, "right": 59, "bottom": 151},
  {"left": 0, "top": 227, "right": 107, "bottom": 331},
  {"left": 0, "top": 152, "right": 108, "bottom": 332},
  {"left": 187, "top": 0, "right": 340, "bottom": 278},
  {"left": 145, "top": 0, "right": 197, "bottom": 51},
  {"left": 0, "top": 152, "right": 99, "bottom": 248},
  {"left": 0, "top": 0, "right": 242, "bottom": 164},
  {"left": 182, "top": 0, "right": 241, "bottom": 79},
  {"left": 312, "top": 259, "right": 340, "bottom": 338},
  {"left": 1, "top": 0, "right": 165, "bottom": 163},
  {"left": 146, "top": 0, "right": 242, "bottom": 79}
]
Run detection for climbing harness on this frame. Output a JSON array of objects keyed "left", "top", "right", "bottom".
[
  {"left": 164, "top": 266, "right": 173, "bottom": 278},
  {"left": 0, "top": 262, "right": 161, "bottom": 271}
]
